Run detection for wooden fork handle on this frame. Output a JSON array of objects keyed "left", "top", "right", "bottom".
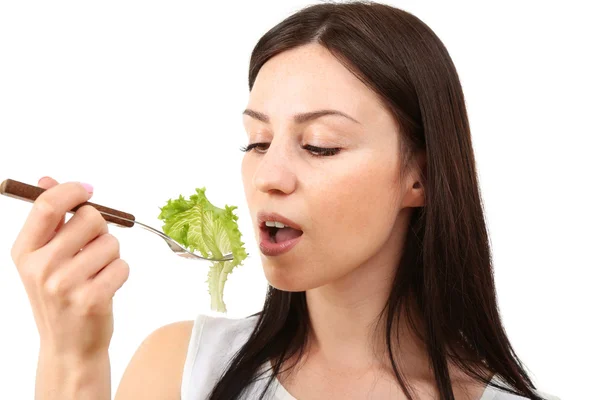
[{"left": 0, "top": 179, "right": 135, "bottom": 228}]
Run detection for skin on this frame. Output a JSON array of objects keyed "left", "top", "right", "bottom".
[
  {"left": 11, "top": 177, "right": 127, "bottom": 399},
  {"left": 241, "top": 41, "right": 418, "bottom": 367},
  {"left": 240, "top": 43, "right": 489, "bottom": 399},
  {"left": 15, "top": 177, "right": 190, "bottom": 400},
  {"left": 16, "top": 43, "right": 489, "bottom": 400}
]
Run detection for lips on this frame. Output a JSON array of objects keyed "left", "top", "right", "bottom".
[
  {"left": 256, "top": 211, "right": 304, "bottom": 256},
  {"left": 256, "top": 211, "right": 303, "bottom": 231}
]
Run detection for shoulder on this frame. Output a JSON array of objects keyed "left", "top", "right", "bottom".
[
  {"left": 114, "top": 319, "right": 196, "bottom": 400},
  {"left": 115, "top": 313, "right": 261, "bottom": 400}
]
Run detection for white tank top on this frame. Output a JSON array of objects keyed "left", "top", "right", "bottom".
[{"left": 180, "top": 313, "right": 560, "bottom": 400}]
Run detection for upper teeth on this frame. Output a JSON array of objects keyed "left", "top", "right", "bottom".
[{"left": 265, "top": 221, "right": 287, "bottom": 228}]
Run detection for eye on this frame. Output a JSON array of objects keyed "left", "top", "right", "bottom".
[
  {"left": 240, "top": 142, "right": 269, "bottom": 153},
  {"left": 303, "top": 144, "right": 341, "bottom": 157},
  {"left": 240, "top": 143, "right": 341, "bottom": 157}
]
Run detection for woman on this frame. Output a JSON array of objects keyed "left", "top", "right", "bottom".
[{"left": 11, "top": 1, "right": 559, "bottom": 399}]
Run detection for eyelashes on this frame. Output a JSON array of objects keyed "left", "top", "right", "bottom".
[
  {"left": 239, "top": 143, "right": 266, "bottom": 153},
  {"left": 240, "top": 142, "right": 341, "bottom": 157}
]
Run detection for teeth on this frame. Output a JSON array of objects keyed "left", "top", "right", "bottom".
[{"left": 265, "top": 221, "right": 287, "bottom": 228}]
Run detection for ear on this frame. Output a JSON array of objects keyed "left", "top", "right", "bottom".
[
  {"left": 401, "top": 152, "right": 426, "bottom": 208},
  {"left": 402, "top": 179, "right": 425, "bottom": 208}
]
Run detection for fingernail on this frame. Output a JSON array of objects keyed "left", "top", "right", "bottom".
[{"left": 80, "top": 182, "right": 94, "bottom": 194}]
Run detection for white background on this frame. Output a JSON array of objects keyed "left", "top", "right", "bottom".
[{"left": 0, "top": 1, "right": 597, "bottom": 399}]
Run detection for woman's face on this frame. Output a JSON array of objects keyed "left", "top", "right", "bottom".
[{"left": 241, "top": 43, "right": 420, "bottom": 291}]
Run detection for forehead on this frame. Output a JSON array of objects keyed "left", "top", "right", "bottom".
[{"left": 248, "top": 43, "right": 384, "bottom": 118}]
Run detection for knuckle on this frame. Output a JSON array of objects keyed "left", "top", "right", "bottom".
[
  {"left": 116, "top": 259, "right": 130, "bottom": 279},
  {"left": 10, "top": 243, "right": 22, "bottom": 265},
  {"left": 78, "top": 205, "right": 107, "bottom": 231},
  {"left": 21, "top": 263, "right": 42, "bottom": 285},
  {"left": 72, "top": 288, "right": 91, "bottom": 310},
  {"left": 44, "top": 241, "right": 63, "bottom": 262},
  {"left": 113, "top": 259, "right": 130, "bottom": 291},
  {"left": 74, "top": 294, "right": 94, "bottom": 315},
  {"left": 103, "top": 233, "right": 120, "bottom": 253},
  {"left": 20, "top": 257, "right": 51, "bottom": 286},
  {"left": 101, "top": 260, "right": 129, "bottom": 293},
  {"left": 77, "top": 291, "right": 104, "bottom": 315},
  {"left": 44, "top": 274, "right": 70, "bottom": 297},
  {"left": 103, "top": 259, "right": 130, "bottom": 294},
  {"left": 77, "top": 204, "right": 98, "bottom": 220},
  {"left": 34, "top": 199, "right": 59, "bottom": 221}
]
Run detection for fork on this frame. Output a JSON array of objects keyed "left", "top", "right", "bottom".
[{"left": 0, "top": 179, "right": 234, "bottom": 262}]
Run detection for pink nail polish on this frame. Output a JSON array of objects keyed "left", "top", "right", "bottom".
[{"left": 80, "top": 183, "right": 94, "bottom": 194}]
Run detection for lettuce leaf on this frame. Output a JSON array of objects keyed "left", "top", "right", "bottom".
[{"left": 157, "top": 187, "right": 247, "bottom": 313}]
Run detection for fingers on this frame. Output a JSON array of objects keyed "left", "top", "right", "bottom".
[
  {"left": 11, "top": 180, "right": 93, "bottom": 261},
  {"left": 93, "top": 258, "right": 130, "bottom": 298},
  {"left": 48, "top": 233, "right": 120, "bottom": 292},
  {"left": 45, "top": 204, "right": 108, "bottom": 260},
  {"left": 37, "top": 177, "right": 65, "bottom": 233},
  {"left": 74, "top": 258, "right": 130, "bottom": 315},
  {"left": 38, "top": 176, "right": 59, "bottom": 189}
]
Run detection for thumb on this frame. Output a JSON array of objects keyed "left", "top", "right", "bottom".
[{"left": 38, "top": 176, "right": 59, "bottom": 190}]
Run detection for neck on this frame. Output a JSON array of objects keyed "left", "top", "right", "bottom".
[
  {"left": 302, "top": 213, "right": 430, "bottom": 377},
  {"left": 305, "top": 259, "right": 395, "bottom": 369}
]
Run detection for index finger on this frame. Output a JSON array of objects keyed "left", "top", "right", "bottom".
[{"left": 12, "top": 181, "right": 94, "bottom": 259}]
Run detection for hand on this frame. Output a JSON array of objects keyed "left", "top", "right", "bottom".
[{"left": 10, "top": 177, "right": 130, "bottom": 360}]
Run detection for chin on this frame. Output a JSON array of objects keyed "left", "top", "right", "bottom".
[{"left": 261, "top": 260, "right": 326, "bottom": 292}]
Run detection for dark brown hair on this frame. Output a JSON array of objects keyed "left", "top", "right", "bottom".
[{"left": 210, "top": 1, "right": 547, "bottom": 399}]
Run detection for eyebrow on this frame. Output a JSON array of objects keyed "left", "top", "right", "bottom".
[{"left": 242, "top": 108, "right": 361, "bottom": 125}]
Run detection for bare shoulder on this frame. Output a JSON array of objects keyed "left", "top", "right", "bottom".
[{"left": 115, "top": 320, "right": 195, "bottom": 400}]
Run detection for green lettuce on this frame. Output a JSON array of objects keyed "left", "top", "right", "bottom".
[{"left": 157, "top": 187, "right": 247, "bottom": 313}]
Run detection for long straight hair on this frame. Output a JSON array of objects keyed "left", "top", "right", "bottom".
[{"left": 210, "top": 2, "right": 547, "bottom": 399}]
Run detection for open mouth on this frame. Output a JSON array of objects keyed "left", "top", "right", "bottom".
[
  {"left": 262, "top": 223, "right": 304, "bottom": 244},
  {"left": 256, "top": 212, "right": 304, "bottom": 256}
]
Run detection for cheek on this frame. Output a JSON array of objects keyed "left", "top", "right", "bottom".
[
  {"left": 272, "top": 157, "right": 402, "bottom": 291},
  {"left": 318, "top": 160, "right": 401, "bottom": 228},
  {"left": 303, "top": 153, "right": 402, "bottom": 286}
]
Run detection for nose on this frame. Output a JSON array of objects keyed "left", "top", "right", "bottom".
[{"left": 252, "top": 141, "right": 297, "bottom": 195}]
